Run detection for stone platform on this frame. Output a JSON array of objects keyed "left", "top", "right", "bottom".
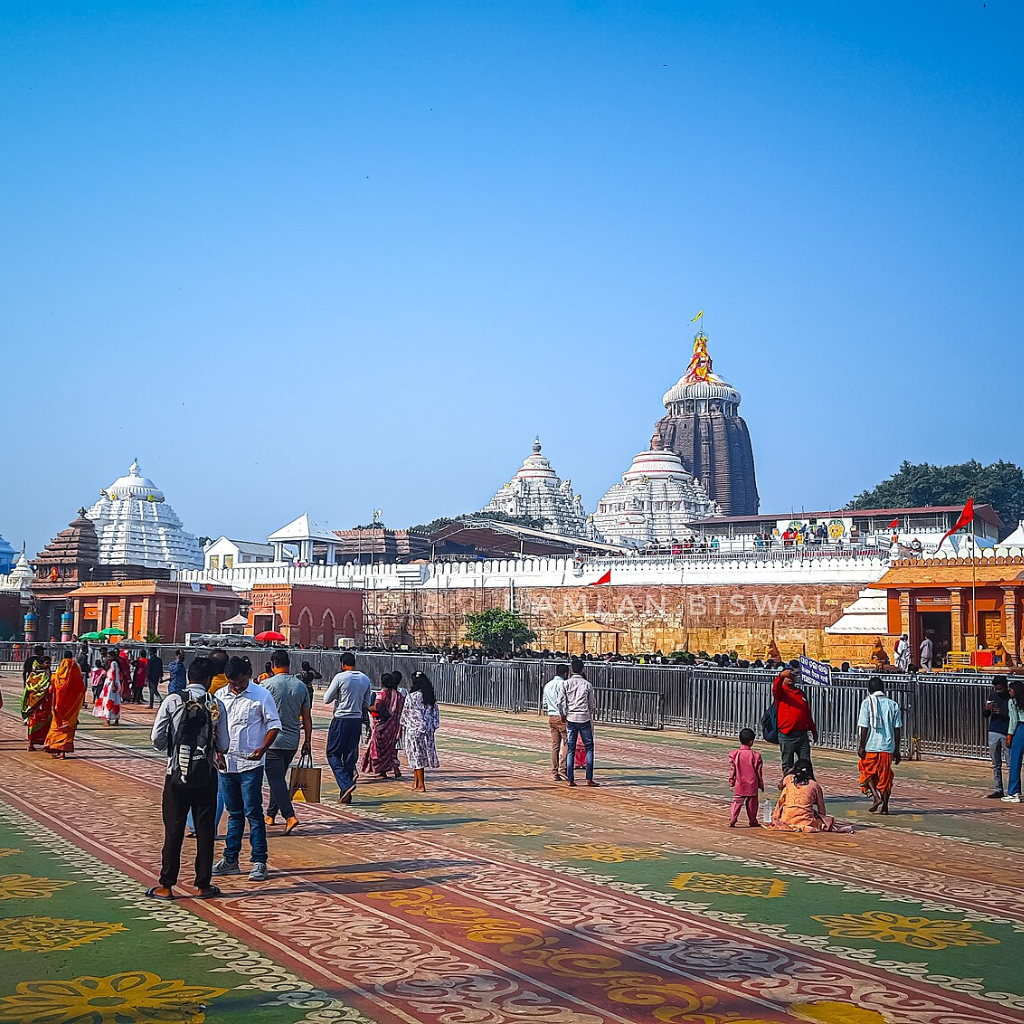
[{"left": 0, "top": 674, "right": 1022, "bottom": 1024}]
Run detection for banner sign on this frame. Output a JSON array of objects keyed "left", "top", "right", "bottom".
[{"left": 799, "top": 654, "right": 832, "bottom": 687}]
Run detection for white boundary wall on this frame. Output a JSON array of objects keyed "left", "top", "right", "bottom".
[{"left": 175, "top": 553, "right": 890, "bottom": 593}]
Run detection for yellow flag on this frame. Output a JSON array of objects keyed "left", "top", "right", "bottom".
[{"left": 690, "top": 309, "right": 704, "bottom": 322}]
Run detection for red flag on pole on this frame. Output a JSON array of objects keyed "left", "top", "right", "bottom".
[
  {"left": 934, "top": 498, "right": 974, "bottom": 552},
  {"left": 888, "top": 518, "right": 899, "bottom": 529},
  {"left": 589, "top": 569, "right": 611, "bottom": 586}
]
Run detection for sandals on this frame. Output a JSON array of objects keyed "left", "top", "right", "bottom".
[
  {"left": 195, "top": 886, "right": 222, "bottom": 899},
  {"left": 145, "top": 886, "right": 175, "bottom": 901}
]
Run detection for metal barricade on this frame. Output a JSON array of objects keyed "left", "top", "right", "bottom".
[{"left": 0, "top": 641, "right": 999, "bottom": 756}]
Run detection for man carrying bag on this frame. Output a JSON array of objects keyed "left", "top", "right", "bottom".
[{"left": 147, "top": 656, "right": 229, "bottom": 900}]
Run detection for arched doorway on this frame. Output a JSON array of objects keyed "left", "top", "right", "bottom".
[
  {"left": 298, "top": 608, "right": 313, "bottom": 647},
  {"left": 321, "top": 610, "right": 336, "bottom": 648}
]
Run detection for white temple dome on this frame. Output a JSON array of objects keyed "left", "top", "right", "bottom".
[
  {"left": 481, "top": 438, "right": 590, "bottom": 538},
  {"left": 591, "top": 446, "right": 718, "bottom": 547},
  {"left": 84, "top": 460, "right": 203, "bottom": 571},
  {"left": 513, "top": 438, "right": 559, "bottom": 482},
  {"left": 104, "top": 459, "right": 166, "bottom": 502},
  {"left": 662, "top": 377, "right": 740, "bottom": 408}
]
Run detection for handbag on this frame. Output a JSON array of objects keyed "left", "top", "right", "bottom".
[{"left": 289, "top": 752, "right": 322, "bottom": 804}]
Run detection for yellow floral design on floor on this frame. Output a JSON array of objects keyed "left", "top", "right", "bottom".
[
  {"left": 464, "top": 822, "right": 548, "bottom": 836},
  {"left": 731, "top": 1000, "right": 891, "bottom": 1024},
  {"left": 671, "top": 871, "right": 788, "bottom": 899},
  {"left": 0, "top": 849, "right": 19, "bottom": 859},
  {"left": 0, "top": 916, "right": 126, "bottom": 952},
  {"left": 811, "top": 910, "right": 999, "bottom": 950},
  {"left": 543, "top": 842, "right": 666, "bottom": 863},
  {"left": 385, "top": 802, "right": 452, "bottom": 815},
  {"left": 0, "top": 874, "right": 73, "bottom": 901},
  {"left": 0, "top": 971, "right": 226, "bottom": 1024}
]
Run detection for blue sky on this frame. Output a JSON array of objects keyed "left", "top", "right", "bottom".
[{"left": 1, "top": 1, "right": 1021, "bottom": 554}]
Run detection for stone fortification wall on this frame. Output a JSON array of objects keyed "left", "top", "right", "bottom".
[{"left": 364, "top": 581, "right": 869, "bottom": 660}]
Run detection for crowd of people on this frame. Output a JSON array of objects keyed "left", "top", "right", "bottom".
[
  {"left": 144, "top": 649, "right": 441, "bottom": 898},
  {"left": 10, "top": 641, "right": 1022, "bottom": 897}
]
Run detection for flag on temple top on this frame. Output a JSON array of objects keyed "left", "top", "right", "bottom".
[
  {"left": 888, "top": 518, "right": 899, "bottom": 529},
  {"left": 590, "top": 569, "right": 612, "bottom": 586},
  {"left": 190, "top": 583, "right": 201, "bottom": 592},
  {"left": 690, "top": 310, "right": 704, "bottom": 322},
  {"left": 934, "top": 498, "right": 974, "bottom": 552}
]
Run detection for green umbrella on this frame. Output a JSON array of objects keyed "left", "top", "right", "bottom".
[
  {"left": 79, "top": 631, "right": 103, "bottom": 641},
  {"left": 99, "top": 627, "right": 126, "bottom": 638}
]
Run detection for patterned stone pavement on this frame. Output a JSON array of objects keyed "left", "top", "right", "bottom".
[{"left": 0, "top": 674, "right": 1022, "bottom": 1024}]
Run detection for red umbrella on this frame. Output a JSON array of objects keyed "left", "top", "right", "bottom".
[{"left": 255, "top": 631, "right": 287, "bottom": 643}]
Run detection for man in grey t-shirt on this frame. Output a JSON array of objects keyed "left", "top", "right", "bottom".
[
  {"left": 323, "top": 651, "right": 372, "bottom": 803},
  {"left": 263, "top": 650, "right": 312, "bottom": 834}
]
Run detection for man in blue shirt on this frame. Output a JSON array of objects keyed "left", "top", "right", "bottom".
[
  {"left": 857, "top": 677, "right": 902, "bottom": 815},
  {"left": 167, "top": 650, "right": 187, "bottom": 695}
]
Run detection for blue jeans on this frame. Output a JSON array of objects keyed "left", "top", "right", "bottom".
[
  {"left": 1009, "top": 729, "right": 1024, "bottom": 796},
  {"left": 566, "top": 721, "right": 594, "bottom": 782},
  {"left": 219, "top": 768, "right": 268, "bottom": 864},
  {"left": 326, "top": 717, "right": 362, "bottom": 795}
]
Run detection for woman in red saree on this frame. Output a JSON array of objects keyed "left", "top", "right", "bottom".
[
  {"left": 44, "top": 651, "right": 87, "bottom": 758},
  {"left": 21, "top": 655, "right": 53, "bottom": 751},
  {"left": 362, "top": 673, "right": 405, "bottom": 779}
]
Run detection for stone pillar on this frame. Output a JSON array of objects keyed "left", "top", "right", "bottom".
[
  {"left": 898, "top": 590, "right": 912, "bottom": 643},
  {"left": 949, "top": 588, "right": 963, "bottom": 651},
  {"left": 1003, "top": 587, "right": 1019, "bottom": 665}
]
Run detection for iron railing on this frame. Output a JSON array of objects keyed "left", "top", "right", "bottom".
[{"left": 0, "top": 643, "right": 998, "bottom": 756}]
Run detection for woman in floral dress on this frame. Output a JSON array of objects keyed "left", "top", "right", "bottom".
[
  {"left": 401, "top": 672, "right": 440, "bottom": 792},
  {"left": 92, "top": 653, "right": 122, "bottom": 726},
  {"left": 21, "top": 655, "right": 53, "bottom": 750}
]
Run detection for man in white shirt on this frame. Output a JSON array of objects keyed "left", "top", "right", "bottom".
[
  {"left": 557, "top": 658, "right": 598, "bottom": 788},
  {"left": 212, "top": 657, "right": 281, "bottom": 882},
  {"left": 542, "top": 664, "right": 569, "bottom": 782},
  {"left": 323, "top": 651, "right": 373, "bottom": 803},
  {"left": 857, "top": 676, "right": 903, "bottom": 815}
]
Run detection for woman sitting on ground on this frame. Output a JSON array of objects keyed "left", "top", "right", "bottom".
[{"left": 770, "top": 759, "right": 852, "bottom": 833}]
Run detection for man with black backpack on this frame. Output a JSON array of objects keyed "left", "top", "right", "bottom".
[{"left": 147, "top": 656, "right": 229, "bottom": 901}]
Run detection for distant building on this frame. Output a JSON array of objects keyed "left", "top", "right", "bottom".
[
  {"left": 0, "top": 532, "right": 15, "bottom": 575},
  {"left": 482, "top": 438, "right": 590, "bottom": 538},
  {"left": 591, "top": 442, "right": 718, "bottom": 547},
  {"left": 247, "top": 583, "right": 363, "bottom": 647},
  {"left": 689, "top": 504, "right": 1003, "bottom": 555},
  {"left": 204, "top": 536, "right": 275, "bottom": 570},
  {"left": 652, "top": 328, "right": 759, "bottom": 516},
  {"left": 267, "top": 513, "right": 341, "bottom": 564},
  {"left": 66, "top": 579, "right": 242, "bottom": 644},
  {"left": 332, "top": 528, "right": 430, "bottom": 565}
]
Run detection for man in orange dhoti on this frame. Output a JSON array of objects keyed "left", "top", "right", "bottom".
[
  {"left": 857, "top": 677, "right": 903, "bottom": 814},
  {"left": 45, "top": 650, "right": 87, "bottom": 759}
]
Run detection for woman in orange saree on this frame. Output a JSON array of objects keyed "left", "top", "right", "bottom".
[
  {"left": 45, "top": 651, "right": 87, "bottom": 759},
  {"left": 21, "top": 656, "right": 53, "bottom": 751}
]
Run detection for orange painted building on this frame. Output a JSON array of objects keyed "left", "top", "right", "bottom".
[
  {"left": 247, "top": 584, "right": 362, "bottom": 647},
  {"left": 66, "top": 580, "right": 243, "bottom": 643},
  {"left": 877, "top": 556, "right": 1024, "bottom": 665}
]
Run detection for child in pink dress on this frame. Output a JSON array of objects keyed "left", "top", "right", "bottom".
[{"left": 728, "top": 728, "right": 764, "bottom": 827}]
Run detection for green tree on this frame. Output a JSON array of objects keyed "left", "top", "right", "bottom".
[
  {"left": 464, "top": 608, "right": 537, "bottom": 656},
  {"left": 847, "top": 460, "right": 1024, "bottom": 533}
]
